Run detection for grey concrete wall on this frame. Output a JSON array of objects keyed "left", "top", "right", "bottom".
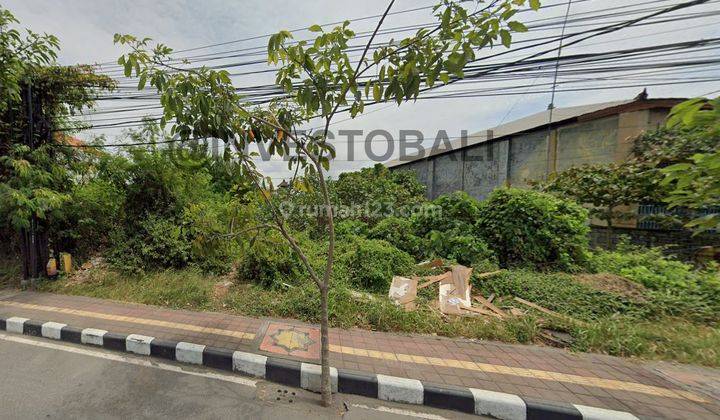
[
  {"left": 556, "top": 116, "right": 618, "bottom": 171},
  {"left": 462, "top": 139, "right": 510, "bottom": 200},
  {"left": 508, "top": 131, "right": 548, "bottom": 187},
  {"left": 431, "top": 150, "right": 463, "bottom": 198}
]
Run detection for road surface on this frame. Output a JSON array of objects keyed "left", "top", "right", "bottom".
[{"left": 0, "top": 332, "right": 478, "bottom": 419}]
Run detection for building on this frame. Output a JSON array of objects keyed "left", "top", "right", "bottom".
[
  {"left": 386, "top": 94, "right": 683, "bottom": 201},
  {"left": 386, "top": 95, "right": 720, "bottom": 256}
]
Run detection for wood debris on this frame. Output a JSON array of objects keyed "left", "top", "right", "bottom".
[
  {"left": 415, "top": 272, "right": 451, "bottom": 290},
  {"left": 474, "top": 270, "right": 503, "bottom": 280},
  {"left": 513, "top": 297, "right": 588, "bottom": 327},
  {"left": 388, "top": 276, "right": 418, "bottom": 311},
  {"left": 387, "top": 266, "right": 520, "bottom": 320},
  {"left": 472, "top": 295, "right": 506, "bottom": 318}
]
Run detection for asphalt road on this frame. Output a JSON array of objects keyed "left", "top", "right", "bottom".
[{"left": 0, "top": 332, "right": 478, "bottom": 419}]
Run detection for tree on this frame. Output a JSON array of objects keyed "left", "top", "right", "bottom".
[
  {"left": 662, "top": 97, "right": 720, "bottom": 233},
  {"left": 538, "top": 163, "right": 663, "bottom": 246},
  {"left": 115, "top": 0, "right": 538, "bottom": 406},
  {"left": 0, "top": 7, "right": 115, "bottom": 279}
]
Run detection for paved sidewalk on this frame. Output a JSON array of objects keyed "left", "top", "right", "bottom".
[{"left": 1, "top": 290, "right": 718, "bottom": 419}]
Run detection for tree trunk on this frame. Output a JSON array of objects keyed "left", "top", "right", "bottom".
[{"left": 319, "top": 285, "right": 332, "bottom": 407}]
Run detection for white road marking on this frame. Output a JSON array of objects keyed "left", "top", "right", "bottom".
[
  {"left": 348, "top": 403, "right": 450, "bottom": 419},
  {"left": 0, "top": 332, "right": 257, "bottom": 387}
]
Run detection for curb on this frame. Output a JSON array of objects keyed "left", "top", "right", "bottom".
[{"left": 0, "top": 315, "right": 639, "bottom": 420}]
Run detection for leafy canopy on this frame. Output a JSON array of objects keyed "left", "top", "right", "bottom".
[{"left": 661, "top": 97, "right": 720, "bottom": 232}]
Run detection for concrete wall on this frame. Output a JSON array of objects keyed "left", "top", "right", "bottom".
[
  {"left": 556, "top": 116, "right": 618, "bottom": 171},
  {"left": 508, "top": 131, "right": 548, "bottom": 187},
  {"left": 432, "top": 150, "right": 464, "bottom": 198},
  {"left": 463, "top": 139, "right": 510, "bottom": 200}
]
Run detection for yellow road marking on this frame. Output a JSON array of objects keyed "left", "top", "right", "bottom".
[
  {"left": 327, "top": 344, "right": 708, "bottom": 403},
  {"left": 0, "top": 301, "right": 254, "bottom": 340},
  {"left": 0, "top": 299, "right": 706, "bottom": 403}
]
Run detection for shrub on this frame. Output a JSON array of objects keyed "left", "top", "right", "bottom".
[
  {"left": 368, "top": 216, "right": 423, "bottom": 258},
  {"left": 108, "top": 215, "right": 191, "bottom": 271},
  {"left": 236, "top": 230, "right": 324, "bottom": 288},
  {"left": 425, "top": 229, "right": 495, "bottom": 266},
  {"left": 333, "top": 164, "right": 426, "bottom": 226},
  {"left": 587, "top": 240, "right": 717, "bottom": 290},
  {"left": 55, "top": 179, "right": 125, "bottom": 258},
  {"left": 411, "top": 191, "right": 480, "bottom": 236},
  {"left": 337, "top": 237, "right": 415, "bottom": 292},
  {"left": 407, "top": 192, "right": 497, "bottom": 265},
  {"left": 335, "top": 220, "right": 369, "bottom": 238},
  {"left": 476, "top": 188, "right": 589, "bottom": 270}
]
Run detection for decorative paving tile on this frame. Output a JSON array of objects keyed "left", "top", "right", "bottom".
[{"left": 259, "top": 321, "right": 320, "bottom": 360}]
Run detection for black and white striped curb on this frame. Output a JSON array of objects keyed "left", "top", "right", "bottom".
[{"left": 0, "top": 316, "right": 639, "bottom": 420}]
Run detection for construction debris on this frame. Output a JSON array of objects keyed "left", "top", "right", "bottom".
[
  {"left": 475, "top": 270, "right": 503, "bottom": 280},
  {"left": 472, "top": 295, "right": 506, "bottom": 318},
  {"left": 513, "top": 297, "right": 588, "bottom": 327},
  {"left": 389, "top": 276, "right": 418, "bottom": 311},
  {"left": 417, "top": 259, "right": 445, "bottom": 269},
  {"left": 439, "top": 265, "right": 473, "bottom": 315},
  {"left": 416, "top": 272, "right": 451, "bottom": 290}
]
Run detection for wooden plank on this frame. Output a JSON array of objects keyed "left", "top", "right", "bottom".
[
  {"left": 416, "top": 272, "right": 450, "bottom": 290},
  {"left": 513, "top": 297, "right": 588, "bottom": 327},
  {"left": 474, "top": 270, "right": 503, "bottom": 280},
  {"left": 473, "top": 295, "right": 506, "bottom": 318},
  {"left": 463, "top": 306, "right": 503, "bottom": 319},
  {"left": 487, "top": 293, "right": 495, "bottom": 303}
]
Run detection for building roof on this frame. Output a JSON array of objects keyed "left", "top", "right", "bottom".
[{"left": 386, "top": 96, "right": 683, "bottom": 168}]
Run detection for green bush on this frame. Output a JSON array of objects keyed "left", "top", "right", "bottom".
[
  {"left": 368, "top": 216, "right": 423, "bottom": 258},
  {"left": 411, "top": 191, "right": 480, "bottom": 236},
  {"left": 333, "top": 164, "right": 426, "bottom": 226},
  {"left": 108, "top": 215, "right": 191, "bottom": 271},
  {"left": 337, "top": 237, "right": 415, "bottom": 292},
  {"left": 407, "top": 192, "right": 497, "bottom": 265},
  {"left": 236, "top": 230, "right": 324, "bottom": 288},
  {"left": 587, "top": 240, "right": 717, "bottom": 290},
  {"left": 55, "top": 179, "right": 125, "bottom": 258},
  {"left": 335, "top": 220, "right": 369, "bottom": 238},
  {"left": 425, "top": 229, "right": 495, "bottom": 266},
  {"left": 97, "top": 148, "right": 240, "bottom": 274},
  {"left": 476, "top": 188, "right": 589, "bottom": 270}
]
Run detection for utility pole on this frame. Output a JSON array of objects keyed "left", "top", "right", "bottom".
[{"left": 20, "top": 82, "right": 45, "bottom": 284}]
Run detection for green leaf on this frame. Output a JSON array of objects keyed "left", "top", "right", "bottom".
[
  {"left": 529, "top": 0, "right": 541, "bottom": 11},
  {"left": 373, "top": 83, "right": 381, "bottom": 102},
  {"left": 507, "top": 21, "right": 528, "bottom": 33},
  {"left": 308, "top": 24, "right": 323, "bottom": 32},
  {"left": 138, "top": 74, "right": 147, "bottom": 90},
  {"left": 499, "top": 30, "right": 511, "bottom": 48}
]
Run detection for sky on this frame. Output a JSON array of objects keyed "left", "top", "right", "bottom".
[{"left": 5, "top": 0, "right": 720, "bottom": 180}]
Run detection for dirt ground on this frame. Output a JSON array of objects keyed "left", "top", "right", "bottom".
[{"left": 574, "top": 273, "right": 647, "bottom": 301}]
